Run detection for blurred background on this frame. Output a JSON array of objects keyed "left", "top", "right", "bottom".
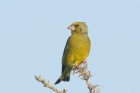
[{"left": 0, "top": 0, "right": 140, "bottom": 93}]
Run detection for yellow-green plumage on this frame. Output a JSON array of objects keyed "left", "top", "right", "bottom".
[{"left": 55, "top": 22, "right": 90, "bottom": 84}]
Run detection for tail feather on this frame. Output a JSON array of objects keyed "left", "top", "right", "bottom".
[
  {"left": 55, "top": 78, "right": 62, "bottom": 84},
  {"left": 55, "top": 68, "right": 71, "bottom": 84},
  {"left": 63, "top": 76, "right": 70, "bottom": 81},
  {"left": 55, "top": 75, "right": 70, "bottom": 84}
]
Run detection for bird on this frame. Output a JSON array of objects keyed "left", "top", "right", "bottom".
[{"left": 55, "top": 22, "right": 91, "bottom": 84}]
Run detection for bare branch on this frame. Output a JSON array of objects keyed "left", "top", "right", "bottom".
[
  {"left": 76, "top": 64, "right": 101, "bottom": 93},
  {"left": 35, "top": 75, "right": 67, "bottom": 93},
  {"left": 35, "top": 64, "right": 101, "bottom": 93}
]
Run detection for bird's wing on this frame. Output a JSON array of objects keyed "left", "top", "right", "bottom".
[{"left": 61, "top": 36, "right": 70, "bottom": 73}]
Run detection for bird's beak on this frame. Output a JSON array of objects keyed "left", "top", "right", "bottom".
[{"left": 67, "top": 25, "right": 75, "bottom": 31}]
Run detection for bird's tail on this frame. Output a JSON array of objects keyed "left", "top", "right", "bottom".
[{"left": 55, "top": 68, "right": 71, "bottom": 84}]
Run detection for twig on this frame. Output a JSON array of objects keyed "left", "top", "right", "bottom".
[
  {"left": 76, "top": 64, "right": 101, "bottom": 93},
  {"left": 35, "top": 64, "right": 101, "bottom": 93},
  {"left": 35, "top": 75, "right": 67, "bottom": 93}
]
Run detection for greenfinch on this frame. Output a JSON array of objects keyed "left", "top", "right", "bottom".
[{"left": 55, "top": 22, "right": 91, "bottom": 84}]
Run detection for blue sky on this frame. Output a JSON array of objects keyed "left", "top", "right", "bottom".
[{"left": 0, "top": 0, "right": 140, "bottom": 93}]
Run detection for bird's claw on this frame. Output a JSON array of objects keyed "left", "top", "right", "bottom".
[
  {"left": 72, "top": 60, "right": 88, "bottom": 74},
  {"left": 72, "top": 66, "right": 81, "bottom": 74},
  {"left": 82, "top": 60, "right": 88, "bottom": 68}
]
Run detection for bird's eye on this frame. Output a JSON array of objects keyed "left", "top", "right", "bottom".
[{"left": 75, "top": 24, "right": 79, "bottom": 27}]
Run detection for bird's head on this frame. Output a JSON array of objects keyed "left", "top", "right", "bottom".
[{"left": 67, "top": 22, "right": 88, "bottom": 35}]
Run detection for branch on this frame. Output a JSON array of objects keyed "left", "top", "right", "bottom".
[
  {"left": 35, "top": 75, "right": 67, "bottom": 93},
  {"left": 76, "top": 64, "right": 101, "bottom": 93},
  {"left": 35, "top": 64, "right": 101, "bottom": 93}
]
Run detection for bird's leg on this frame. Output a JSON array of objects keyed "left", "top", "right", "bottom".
[
  {"left": 72, "top": 66, "right": 81, "bottom": 74},
  {"left": 72, "top": 60, "right": 88, "bottom": 74},
  {"left": 82, "top": 60, "right": 88, "bottom": 68}
]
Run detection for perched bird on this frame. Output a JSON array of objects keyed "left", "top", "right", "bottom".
[{"left": 55, "top": 22, "right": 91, "bottom": 84}]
